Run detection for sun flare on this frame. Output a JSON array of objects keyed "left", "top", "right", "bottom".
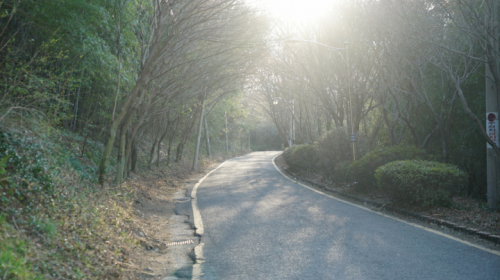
[{"left": 265, "top": 0, "right": 333, "bottom": 22}]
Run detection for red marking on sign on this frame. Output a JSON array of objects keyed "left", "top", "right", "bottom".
[{"left": 488, "top": 113, "right": 496, "bottom": 122}]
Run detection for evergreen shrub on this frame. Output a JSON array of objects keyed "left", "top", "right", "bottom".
[
  {"left": 348, "top": 144, "right": 426, "bottom": 190},
  {"left": 314, "top": 127, "right": 365, "bottom": 180},
  {"left": 283, "top": 144, "right": 316, "bottom": 172},
  {"left": 333, "top": 161, "right": 352, "bottom": 184},
  {"left": 375, "top": 160, "right": 467, "bottom": 207}
]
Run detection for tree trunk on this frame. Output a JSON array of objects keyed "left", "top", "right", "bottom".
[
  {"left": 156, "top": 118, "right": 171, "bottom": 167},
  {"left": 204, "top": 116, "right": 211, "bottom": 158},
  {"left": 175, "top": 142, "right": 184, "bottom": 163},
  {"left": 98, "top": 79, "right": 148, "bottom": 184},
  {"left": 149, "top": 140, "right": 157, "bottom": 170},
  {"left": 193, "top": 99, "right": 205, "bottom": 171},
  {"left": 115, "top": 109, "right": 136, "bottom": 184},
  {"left": 167, "top": 116, "right": 180, "bottom": 166},
  {"left": 131, "top": 141, "right": 138, "bottom": 173},
  {"left": 167, "top": 141, "right": 172, "bottom": 166},
  {"left": 382, "top": 108, "right": 397, "bottom": 146}
]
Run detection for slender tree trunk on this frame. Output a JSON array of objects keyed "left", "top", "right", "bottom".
[
  {"left": 112, "top": 33, "right": 122, "bottom": 121},
  {"left": 124, "top": 130, "right": 132, "bottom": 178},
  {"left": 193, "top": 99, "right": 205, "bottom": 171},
  {"left": 72, "top": 69, "right": 84, "bottom": 132},
  {"left": 115, "top": 127, "right": 127, "bottom": 185},
  {"left": 115, "top": 109, "right": 136, "bottom": 184},
  {"left": 175, "top": 142, "right": 184, "bottom": 162},
  {"left": 225, "top": 111, "right": 229, "bottom": 156},
  {"left": 367, "top": 115, "right": 383, "bottom": 151},
  {"left": 131, "top": 141, "right": 138, "bottom": 173},
  {"left": 149, "top": 140, "right": 157, "bottom": 170},
  {"left": 167, "top": 141, "right": 172, "bottom": 166},
  {"left": 156, "top": 140, "right": 161, "bottom": 167},
  {"left": 156, "top": 118, "right": 171, "bottom": 167},
  {"left": 204, "top": 116, "right": 211, "bottom": 158},
  {"left": 123, "top": 106, "right": 148, "bottom": 174},
  {"left": 167, "top": 116, "right": 180, "bottom": 166},
  {"left": 382, "top": 108, "right": 397, "bottom": 146}
]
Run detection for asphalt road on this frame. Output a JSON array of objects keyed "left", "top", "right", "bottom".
[{"left": 192, "top": 151, "right": 500, "bottom": 280}]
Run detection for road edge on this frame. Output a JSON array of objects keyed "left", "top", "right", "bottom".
[
  {"left": 190, "top": 160, "right": 229, "bottom": 280},
  {"left": 271, "top": 154, "right": 500, "bottom": 257}
]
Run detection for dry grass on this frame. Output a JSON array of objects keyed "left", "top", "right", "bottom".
[{"left": 0, "top": 117, "right": 245, "bottom": 279}]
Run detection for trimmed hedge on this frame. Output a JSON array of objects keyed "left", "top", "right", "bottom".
[
  {"left": 348, "top": 145, "right": 427, "bottom": 190},
  {"left": 282, "top": 144, "right": 316, "bottom": 172},
  {"left": 375, "top": 160, "right": 467, "bottom": 207}
]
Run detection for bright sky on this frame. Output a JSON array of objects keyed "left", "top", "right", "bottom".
[{"left": 252, "top": 0, "right": 334, "bottom": 23}]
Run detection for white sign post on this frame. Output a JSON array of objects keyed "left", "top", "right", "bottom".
[{"left": 487, "top": 112, "right": 499, "bottom": 148}]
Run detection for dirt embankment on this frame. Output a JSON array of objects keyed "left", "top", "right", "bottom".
[{"left": 119, "top": 159, "right": 220, "bottom": 279}]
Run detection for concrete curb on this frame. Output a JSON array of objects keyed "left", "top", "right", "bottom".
[{"left": 275, "top": 157, "right": 500, "bottom": 245}]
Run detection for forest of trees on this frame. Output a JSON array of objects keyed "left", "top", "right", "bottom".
[
  {"left": 0, "top": 0, "right": 274, "bottom": 185},
  {"left": 253, "top": 0, "right": 500, "bottom": 207},
  {"left": 0, "top": 0, "right": 499, "bottom": 278},
  {"left": 0, "top": 0, "right": 498, "bottom": 202}
]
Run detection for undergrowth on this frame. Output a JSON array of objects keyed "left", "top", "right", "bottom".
[{"left": 0, "top": 121, "right": 139, "bottom": 279}]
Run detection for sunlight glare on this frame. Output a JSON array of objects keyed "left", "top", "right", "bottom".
[{"left": 265, "top": 0, "right": 332, "bottom": 22}]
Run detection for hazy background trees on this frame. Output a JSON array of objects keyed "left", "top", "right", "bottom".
[{"left": 256, "top": 0, "right": 499, "bottom": 204}]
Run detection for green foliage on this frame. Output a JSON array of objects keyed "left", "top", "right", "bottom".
[
  {"left": 0, "top": 131, "right": 55, "bottom": 208},
  {"left": 0, "top": 125, "right": 131, "bottom": 278},
  {"left": 333, "top": 161, "right": 352, "bottom": 184},
  {"left": 349, "top": 145, "right": 427, "bottom": 190},
  {"left": 0, "top": 0, "right": 149, "bottom": 124},
  {"left": 448, "top": 71, "right": 486, "bottom": 199},
  {"left": 314, "top": 127, "right": 365, "bottom": 181},
  {"left": 375, "top": 160, "right": 468, "bottom": 207},
  {"left": 0, "top": 124, "right": 108, "bottom": 212},
  {"left": 30, "top": 217, "right": 57, "bottom": 237},
  {"left": 283, "top": 144, "right": 316, "bottom": 172},
  {"left": 0, "top": 154, "right": 10, "bottom": 173},
  {"left": 0, "top": 215, "right": 44, "bottom": 280},
  {"left": 282, "top": 145, "right": 294, "bottom": 162}
]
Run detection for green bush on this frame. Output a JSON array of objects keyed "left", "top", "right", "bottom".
[
  {"left": 282, "top": 145, "right": 295, "bottom": 162},
  {"left": 314, "top": 127, "right": 366, "bottom": 180},
  {"left": 333, "top": 161, "right": 352, "bottom": 184},
  {"left": 348, "top": 144, "right": 427, "bottom": 190},
  {"left": 0, "top": 131, "right": 55, "bottom": 207},
  {"left": 375, "top": 160, "right": 467, "bottom": 207},
  {"left": 283, "top": 144, "right": 316, "bottom": 172}
]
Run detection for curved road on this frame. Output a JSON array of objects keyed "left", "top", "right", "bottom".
[{"left": 191, "top": 151, "right": 500, "bottom": 279}]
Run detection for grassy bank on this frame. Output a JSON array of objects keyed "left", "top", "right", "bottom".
[
  {"left": 0, "top": 121, "right": 138, "bottom": 279},
  {"left": 0, "top": 120, "right": 238, "bottom": 279}
]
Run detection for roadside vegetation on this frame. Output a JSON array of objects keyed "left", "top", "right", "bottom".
[
  {"left": 0, "top": 0, "right": 268, "bottom": 278},
  {"left": 0, "top": 121, "right": 138, "bottom": 278},
  {"left": 257, "top": 0, "right": 500, "bottom": 212},
  {"left": 1, "top": 0, "right": 499, "bottom": 277},
  {"left": 281, "top": 133, "right": 499, "bottom": 235},
  {"left": 283, "top": 131, "right": 470, "bottom": 208}
]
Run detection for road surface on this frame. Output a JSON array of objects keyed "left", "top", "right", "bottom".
[{"left": 189, "top": 151, "right": 500, "bottom": 279}]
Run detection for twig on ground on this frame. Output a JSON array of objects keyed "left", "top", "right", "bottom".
[{"left": 11, "top": 216, "right": 20, "bottom": 231}]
